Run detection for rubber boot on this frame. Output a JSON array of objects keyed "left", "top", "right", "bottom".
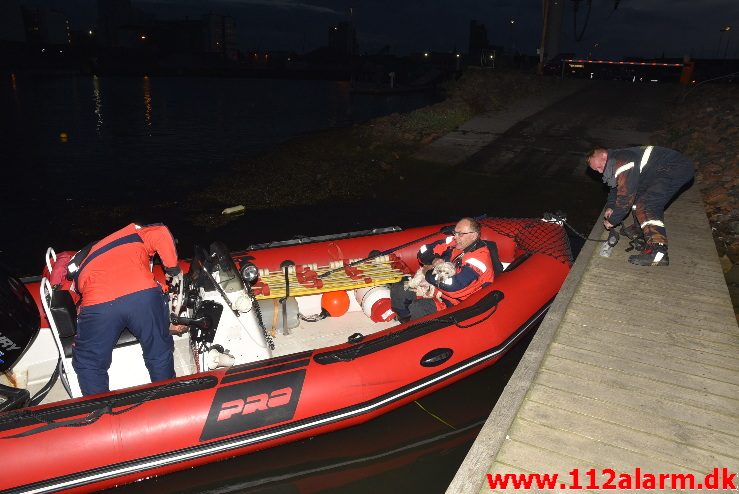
[{"left": 628, "top": 244, "right": 669, "bottom": 266}]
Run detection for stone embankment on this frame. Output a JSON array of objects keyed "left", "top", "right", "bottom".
[{"left": 653, "top": 84, "right": 739, "bottom": 322}]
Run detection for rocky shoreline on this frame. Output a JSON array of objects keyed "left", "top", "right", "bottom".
[{"left": 652, "top": 84, "right": 739, "bottom": 322}]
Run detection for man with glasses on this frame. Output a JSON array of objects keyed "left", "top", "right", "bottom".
[{"left": 390, "top": 217, "right": 494, "bottom": 323}]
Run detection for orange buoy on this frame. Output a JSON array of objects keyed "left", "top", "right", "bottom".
[{"left": 321, "top": 291, "right": 350, "bottom": 317}]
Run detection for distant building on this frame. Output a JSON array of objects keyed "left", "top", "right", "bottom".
[
  {"left": 151, "top": 19, "right": 204, "bottom": 55},
  {"left": 328, "top": 21, "right": 356, "bottom": 56},
  {"left": 23, "top": 7, "right": 70, "bottom": 45},
  {"left": 96, "top": 0, "right": 149, "bottom": 48},
  {"left": 468, "top": 20, "right": 497, "bottom": 66},
  {"left": 0, "top": 0, "right": 25, "bottom": 43},
  {"left": 203, "top": 14, "right": 237, "bottom": 62},
  {"left": 468, "top": 20, "right": 489, "bottom": 63}
]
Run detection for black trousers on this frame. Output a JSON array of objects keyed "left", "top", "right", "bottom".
[
  {"left": 635, "top": 160, "right": 694, "bottom": 246},
  {"left": 389, "top": 280, "right": 437, "bottom": 321}
]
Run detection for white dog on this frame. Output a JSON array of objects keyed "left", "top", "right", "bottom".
[{"left": 404, "top": 261, "right": 456, "bottom": 298}]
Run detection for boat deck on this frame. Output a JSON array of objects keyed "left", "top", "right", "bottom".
[
  {"left": 271, "top": 310, "right": 397, "bottom": 358},
  {"left": 448, "top": 185, "right": 739, "bottom": 492},
  {"left": 37, "top": 298, "right": 397, "bottom": 404}
]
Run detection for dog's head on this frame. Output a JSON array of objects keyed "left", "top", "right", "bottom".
[{"left": 432, "top": 261, "right": 456, "bottom": 281}]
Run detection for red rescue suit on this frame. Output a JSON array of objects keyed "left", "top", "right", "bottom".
[
  {"left": 421, "top": 236, "right": 494, "bottom": 310},
  {"left": 69, "top": 223, "right": 181, "bottom": 396},
  {"left": 74, "top": 223, "right": 180, "bottom": 306}
]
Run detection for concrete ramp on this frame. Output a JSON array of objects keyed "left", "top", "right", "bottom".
[{"left": 413, "top": 81, "right": 586, "bottom": 166}]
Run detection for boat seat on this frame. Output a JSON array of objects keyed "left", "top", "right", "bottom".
[
  {"left": 484, "top": 241, "right": 505, "bottom": 276},
  {"left": 49, "top": 290, "right": 141, "bottom": 359}
]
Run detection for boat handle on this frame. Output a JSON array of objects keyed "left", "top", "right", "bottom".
[
  {"left": 420, "top": 348, "right": 453, "bottom": 367},
  {"left": 45, "top": 247, "right": 57, "bottom": 273}
]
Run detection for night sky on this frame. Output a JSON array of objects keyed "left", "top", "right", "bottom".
[{"left": 21, "top": 0, "right": 739, "bottom": 59}]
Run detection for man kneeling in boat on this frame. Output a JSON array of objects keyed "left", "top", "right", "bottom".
[
  {"left": 66, "top": 223, "right": 181, "bottom": 396},
  {"left": 390, "top": 217, "right": 494, "bottom": 323}
]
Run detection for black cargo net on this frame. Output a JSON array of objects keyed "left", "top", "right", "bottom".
[{"left": 480, "top": 218, "right": 573, "bottom": 266}]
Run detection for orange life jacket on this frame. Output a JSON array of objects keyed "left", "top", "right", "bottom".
[{"left": 427, "top": 238, "right": 494, "bottom": 310}]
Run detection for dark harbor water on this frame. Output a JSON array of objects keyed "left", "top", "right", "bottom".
[{"left": 2, "top": 74, "right": 437, "bottom": 200}]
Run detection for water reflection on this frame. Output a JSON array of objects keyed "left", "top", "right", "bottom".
[
  {"left": 143, "top": 75, "right": 152, "bottom": 130},
  {"left": 92, "top": 75, "right": 103, "bottom": 134},
  {"left": 159, "top": 421, "right": 483, "bottom": 494},
  {"left": 9, "top": 73, "right": 20, "bottom": 110},
  {"left": 333, "top": 80, "right": 352, "bottom": 126}
]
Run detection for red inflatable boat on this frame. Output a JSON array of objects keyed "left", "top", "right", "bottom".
[{"left": 0, "top": 217, "right": 571, "bottom": 493}]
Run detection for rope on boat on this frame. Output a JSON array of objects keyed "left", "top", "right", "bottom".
[
  {"left": 246, "top": 283, "right": 275, "bottom": 350},
  {"left": 541, "top": 211, "right": 600, "bottom": 242},
  {"left": 1, "top": 379, "right": 209, "bottom": 438},
  {"left": 450, "top": 304, "right": 499, "bottom": 328},
  {"left": 316, "top": 228, "right": 449, "bottom": 279},
  {"left": 318, "top": 305, "right": 499, "bottom": 364},
  {"left": 562, "top": 222, "right": 604, "bottom": 242}
]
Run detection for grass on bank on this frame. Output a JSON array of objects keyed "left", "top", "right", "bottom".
[{"left": 187, "top": 69, "right": 561, "bottom": 227}]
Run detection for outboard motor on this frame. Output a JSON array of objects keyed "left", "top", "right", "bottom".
[
  {"left": 0, "top": 266, "right": 40, "bottom": 411},
  {"left": 0, "top": 267, "right": 40, "bottom": 373}
]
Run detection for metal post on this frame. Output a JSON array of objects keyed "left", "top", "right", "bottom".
[
  {"left": 724, "top": 28, "right": 732, "bottom": 58},
  {"left": 538, "top": 0, "right": 551, "bottom": 74}
]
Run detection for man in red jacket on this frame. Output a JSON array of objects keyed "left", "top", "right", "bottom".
[
  {"left": 390, "top": 217, "right": 494, "bottom": 323},
  {"left": 67, "top": 223, "right": 181, "bottom": 396}
]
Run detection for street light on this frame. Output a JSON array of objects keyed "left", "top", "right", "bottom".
[
  {"left": 509, "top": 19, "right": 516, "bottom": 54},
  {"left": 722, "top": 26, "right": 732, "bottom": 58},
  {"left": 588, "top": 42, "right": 600, "bottom": 59},
  {"left": 718, "top": 26, "right": 731, "bottom": 58}
]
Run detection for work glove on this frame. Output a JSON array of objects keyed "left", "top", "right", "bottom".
[
  {"left": 166, "top": 271, "right": 185, "bottom": 316},
  {"left": 166, "top": 271, "right": 184, "bottom": 290}
]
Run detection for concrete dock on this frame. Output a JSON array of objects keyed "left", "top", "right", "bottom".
[{"left": 447, "top": 184, "right": 739, "bottom": 493}]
